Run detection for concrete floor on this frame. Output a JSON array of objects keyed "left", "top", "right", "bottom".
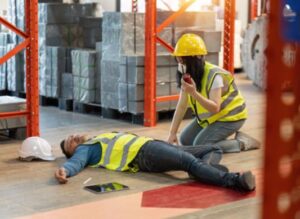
[{"left": 0, "top": 73, "right": 265, "bottom": 219}]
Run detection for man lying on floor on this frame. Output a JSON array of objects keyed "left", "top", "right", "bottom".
[{"left": 55, "top": 132, "right": 256, "bottom": 192}]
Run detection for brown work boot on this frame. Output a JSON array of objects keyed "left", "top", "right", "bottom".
[
  {"left": 235, "top": 131, "right": 261, "bottom": 151},
  {"left": 234, "top": 171, "right": 256, "bottom": 192}
]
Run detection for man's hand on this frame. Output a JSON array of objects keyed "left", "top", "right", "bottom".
[{"left": 55, "top": 167, "right": 68, "bottom": 184}]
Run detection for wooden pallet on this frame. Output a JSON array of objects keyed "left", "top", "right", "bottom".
[
  {"left": 101, "top": 108, "right": 144, "bottom": 125},
  {"left": 73, "top": 101, "right": 101, "bottom": 115},
  {"left": 2, "top": 90, "right": 26, "bottom": 99},
  {"left": 58, "top": 98, "right": 73, "bottom": 111},
  {"left": 0, "top": 127, "right": 26, "bottom": 140},
  {"left": 39, "top": 96, "right": 59, "bottom": 107},
  {"left": 101, "top": 108, "right": 194, "bottom": 125}
]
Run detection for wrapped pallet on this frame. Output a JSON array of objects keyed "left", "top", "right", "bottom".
[
  {"left": 61, "top": 73, "right": 73, "bottom": 99},
  {"left": 71, "top": 49, "right": 100, "bottom": 104},
  {"left": 79, "top": 17, "right": 102, "bottom": 48},
  {"left": 0, "top": 32, "right": 11, "bottom": 91},
  {"left": 6, "top": 44, "right": 25, "bottom": 92},
  {"left": 38, "top": 3, "right": 96, "bottom": 98},
  {"left": 39, "top": 46, "right": 66, "bottom": 97}
]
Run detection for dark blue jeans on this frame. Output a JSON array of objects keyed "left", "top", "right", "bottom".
[
  {"left": 180, "top": 119, "right": 245, "bottom": 153},
  {"left": 134, "top": 140, "right": 235, "bottom": 187}
]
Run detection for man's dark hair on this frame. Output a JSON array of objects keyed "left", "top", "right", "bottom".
[{"left": 60, "top": 140, "right": 71, "bottom": 159}]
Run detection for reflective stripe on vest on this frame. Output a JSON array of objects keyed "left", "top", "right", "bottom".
[
  {"left": 188, "top": 62, "right": 247, "bottom": 127},
  {"left": 206, "top": 67, "right": 231, "bottom": 94},
  {"left": 85, "top": 132, "right": 152, "bottom": 172}
]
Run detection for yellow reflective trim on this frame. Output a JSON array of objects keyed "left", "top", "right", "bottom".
[
  {"left": 188, "top": 62, "right": 247, "bottom": 126},
  {"left": 88, "top": 133, "right": 152, "bottom": 171}
]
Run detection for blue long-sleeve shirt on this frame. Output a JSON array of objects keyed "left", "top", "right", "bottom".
[{"left": 62, "top": 143, "right": 102, "bottom": 177}]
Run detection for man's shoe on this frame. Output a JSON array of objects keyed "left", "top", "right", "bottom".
[
  {"left": 235, "top": 131, "right": 261, "bottom": 151},
  {"left": 235, "top": 171, "right": 256, "bottom": 192}
]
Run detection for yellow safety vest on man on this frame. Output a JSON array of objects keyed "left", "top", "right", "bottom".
[
  {"left": 82, "top": 132, "right": 152, "bottom": 172},
  {"left": 188, "top": 62, "right": 248, "bottom": 127}
]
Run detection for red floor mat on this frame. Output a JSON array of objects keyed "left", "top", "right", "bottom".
[{"left": 142, "top": 170, "right": 261, "bottom": 209}]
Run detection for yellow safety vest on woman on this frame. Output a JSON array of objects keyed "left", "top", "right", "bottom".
[
  {"left": 188, "top": 62, "right": 248, "bottom": 127},
  {"left": 83, "top": 132, "right": 152, "bottom": 172}
]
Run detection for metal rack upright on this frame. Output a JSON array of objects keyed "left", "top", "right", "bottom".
[{"left": 0, "top": 0, "right": 39, "bottom": 137}]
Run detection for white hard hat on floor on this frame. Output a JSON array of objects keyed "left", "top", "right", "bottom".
[{"left": 19, "top": 137, "right": 55, "bottom": 161}]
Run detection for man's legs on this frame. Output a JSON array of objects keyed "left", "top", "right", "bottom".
[
  {"left": 175, "top": 144, "right": 222, "bottom": 164},
  {"left": 135, "top": 141, "right": 255, "bottom": 191}
]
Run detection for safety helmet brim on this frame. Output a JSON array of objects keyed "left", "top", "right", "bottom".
[{"left": 19, "top": 150, "right": 56, "bottom": 161}]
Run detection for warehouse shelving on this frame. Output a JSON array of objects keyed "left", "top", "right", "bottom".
[
  {"left": 0, "top": 0, "right": 39, "bottom": 137},
  {"left": 251, "top": 0, "right": 258, "bottom": 20}
]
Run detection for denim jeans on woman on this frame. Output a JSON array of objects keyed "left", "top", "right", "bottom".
[
  {"left": 180, "top": 119, "right": 246, "bottom": 153},
  {"left": 134, "top": 140, "right": 238, "bottom": 188}
]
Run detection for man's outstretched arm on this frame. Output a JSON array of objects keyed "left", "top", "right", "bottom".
[{"left": 55, "top": 146, "right": 91, "bottom": 184}]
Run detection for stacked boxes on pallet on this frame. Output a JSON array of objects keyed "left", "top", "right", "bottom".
[
  {"left": 101, "top": 12, "right": 173, "bottom": 114},
  {"left": 8, "top": 0, "right": 64, "bottom": 44},
  {"left": 6, "top": 0, "right": 25, "bottom": 92},
  {"left": 95, "top": 42, "right": 102, "bottom": 103},
  {"left": 79, "top": 17, "right": 102, "bottom": 49},
  {"left": 41, "top": 47, "right": 66, "bottom": 97},
  {"left": 38, "top": 3, "right": 96, "bottom": 47},
  {"left": 118, "top": 55, "right": 178, "bottom": 114},
  {"left": 6, "top": 44, "right": 25, "bottom": 92},
  {"left": 0, "top": 33, "right": 11, "bottom": 91},
  {"left": 61, "top": 73, "right": 73, "bottom": 100},
  {"left": 101, "top": 11, "right": 219, "bottom": 115},
  {"left": 7, "top": 0, "right": 25, "bottom": 45},
  {"left": 101, "top": 12, "right": 171, "bottom": 60},
  {"left": 6, "top": 0, "right": 63, "bottom": 92},
  {"left": 71, "top": 49, "right": 100, "bottom": 104},
  {"left": 38, "top": 3, "right": 96, "bottom": 98}
]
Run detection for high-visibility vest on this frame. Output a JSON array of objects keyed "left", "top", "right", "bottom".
[
  {"left": 83, "top": 132, "right": 152, "bottom": 172},
  {"left": 188, "top": 62, "right": 248, "bottom": 127}
]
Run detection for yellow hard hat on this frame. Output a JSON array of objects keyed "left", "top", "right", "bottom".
[{"left": 172, "top": 33, "right": 208, "bottom": 56}]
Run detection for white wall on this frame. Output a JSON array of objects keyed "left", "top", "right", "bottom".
[
  {"left": 0, "top": 0, "right": 8, "bottom": 13},
  {"left": 94, "top": 0, "right": 116, "bottom": 11},
  {"left": 236, "top": 0, "right": 249, "bottom": 30},
  {"left": 0, "top": 0, "right": 116, "bottom": 13},
  {"left": 121, "top": 0, "right": 213, "bottom": 12},
  {"left": 120, "top": 0, "right": 146, "bottom": 12}
]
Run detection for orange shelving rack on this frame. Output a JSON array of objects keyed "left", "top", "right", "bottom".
[
  {"left": 0, "top": 0, "right": 39, "bottom": 137},
  {"left": 251, "top": 0, "right": 258, "bottom": 20},
  {"left": 262, "top": 1, "right": 300, "bottom": 218}
]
